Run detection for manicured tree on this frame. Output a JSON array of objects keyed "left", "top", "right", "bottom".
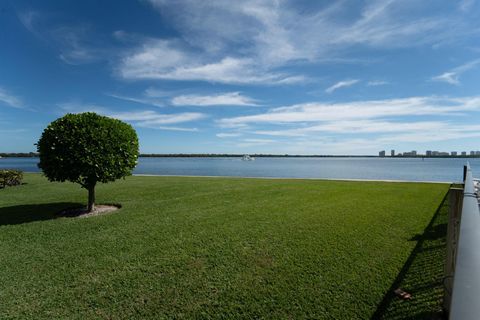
[{"left": 37, "top": 112, "right": 139, "bottom": 212}]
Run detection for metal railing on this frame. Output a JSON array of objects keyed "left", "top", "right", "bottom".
[{"left": 449, "top": 163, "right": 480, "bottom": 319}]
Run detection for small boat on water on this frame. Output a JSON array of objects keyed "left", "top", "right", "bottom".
[{"left": 242, "top": 154, "right": 255, "bottom": 161}]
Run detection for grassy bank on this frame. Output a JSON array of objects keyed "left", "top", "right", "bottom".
[{"left": 0, "top": 174, "right": 448, "bottom": 319}]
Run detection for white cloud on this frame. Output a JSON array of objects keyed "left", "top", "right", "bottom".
[
  {"left": 253, "top": 120, "right": 447, "bottom": 137},
  {"left": 144, "top": 87, "right": 172, "bottom": 98},
  {"left": 252, "top": 130, "right": 305, "bottom": 137},
  {"left": 432, "top": 58, "right": 480, "bottom": 85},
  {"left": 432, "top": 72, "right": 460, "bottom": 85},
  {"left": 243, "top": 138, "right": 274, "bottom": 143},
  {"left": 0, "top": 88, "right": 23, "bottom": 109},
  {"left": 248, "top": 126, "right": 480, "bottom": 154},
  {"left": 172, "top": 92, "right": 259, "bottom": 106},
  {"left": 107, "top": 110, "right": 205, "bottom": 124},
  {"left": 147, "top": 0, "right": 464, "bottom": 56},
  {"left": 216, "top": 132, "right": 242, "bottom": 138},
  {"left": 325, "top": 79, "right": 359, "bottom": 93},
  {"left": 231, "top": 123, "right": 480, "bottom": 154},
  {"left": 107, "top": 93, "right": 164, "bottom": 107},
  {"left": 108, "top": 91, "right": 259, "bottom": 108},
  {"left": 58, "top": 102, "right": 205, "bottom": 131},
  {"left": 117, "top": 1, "right": 474, "bottom": 84},
  {"left": 118, "top": 40, "right": 186, "bottom": 79},
  {"left": 367, "top": 80, "right": 389, "bottom": 86},
  {"left": 118, "top": 40, "right": 302, "bottom": 84},
  {"left": 219, "top": 96, "right": 480, "bottom": 127},
  {"left": 330, "top": 2, "right": 450, "bottom": 48},
  {"left": 135, "top": 124, "right": 199, "bottom": 132},
  {"left": 216, "top": 95, "right": 480, "bottom": 151},
  {"left": 377, "top": 128, "right": 480, "bottom": 143}
]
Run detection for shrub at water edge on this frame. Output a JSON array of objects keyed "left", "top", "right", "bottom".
[{"left": 0, "top": 170, "right": 23, "bottom": 188}]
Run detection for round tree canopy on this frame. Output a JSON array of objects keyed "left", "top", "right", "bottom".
[{"left": 37, "top": 112, "right": 139, "bottom": 188}]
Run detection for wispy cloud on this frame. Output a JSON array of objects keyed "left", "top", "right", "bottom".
[
  {"left": 17, "top": 10, "right": 43, "bottom": 39},
  {"left": 248, "top": 126, "right": 480, "bottom": 154},
  {"left": 0, "top": 87, "right": 23, "bottom": 109},
  {"left": 253, "top": 120, "right": 447, "bottom": 137},
  {"left": 147, "top": 0, "right": 468, "bottom": 55},
  {"left": 107, "top": 110, "right": 205, "bottom": 124},
  {"left": 459, "top": 0, "right": 476, "bottom": 12},
  {"left": 18, "top": 10, "right": 110, "bottom": 65},
  {"left": 432, "top": 58, "right": 480, "bottom": 85},
  {"left": 219, "top": 96, "right": 480, "bottom": 127},
  {"left": 329, "top": 1, "right": 451, "bottom": 48},
  {"left": 144, "top": 88, "right": 172, "bottom": 98},
  {"left": 108, "top": 91, "right": 259, "bottom": 108},
  {"left": 116, "top": 0, "right": 475, "bottom": 85},
  {"left": 135, "top": 124, "right": 199, "bottom": 132},
  {"left": 232, "top": 122, "right": 480, "bottom": 155},
  {"left": 106, "top": 93, "right": 164, "bottom": 107},
  {"left": 216, "top": 95, "right": 480, "bottom": 151},
  {"left": 432, "top": 72, "right": 459, "bottom": 85},
  {"left": 325, "top": 79, "right": 359, "bottom": 93},
  {"left": 377, "top": 129, "right": 480, "bottom": 143},
  {"left": 59, "top": 102, "right": 205, "bottom": 131},
  {"left": 172, "top": 92, "right": 259, "bottom": 106},
  {"left": 216, "top": 132, "right": 242, "bottom": 138},
  {"left": 118, "top": 39, "right": 304, "bottom": 84},
  {"left": 55, "top": 26, "right": 100, "bottom": 65},
  {"left": 367, "top": 80, "right": 389, "bottom": 86}
]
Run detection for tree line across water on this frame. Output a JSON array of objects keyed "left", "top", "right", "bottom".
[
  {"left": 1, "top": 153, "right": 381, "bottom": 158},
  {"left": 3, "top": 153, "right": 480, "bottom": 158}
]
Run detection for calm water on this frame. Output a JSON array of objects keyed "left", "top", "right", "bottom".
[{"left": 1, "top": 157, "right": 479, "bottom": 182}]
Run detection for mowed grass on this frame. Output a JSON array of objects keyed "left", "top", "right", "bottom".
[{"left": 0, "top": 174, "right": 448, "bottom": 319}]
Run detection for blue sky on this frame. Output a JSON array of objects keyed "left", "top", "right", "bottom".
[{"left": 1, "top": 0, "right": 480, "bottom": 155}]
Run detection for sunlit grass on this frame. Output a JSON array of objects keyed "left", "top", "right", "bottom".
[{"left": 0, "top": 174, "right": 448, "bottom": 319}]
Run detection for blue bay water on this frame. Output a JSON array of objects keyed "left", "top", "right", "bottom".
[{"left": 1, "top": 157, "right": 479, "bottom": 182}]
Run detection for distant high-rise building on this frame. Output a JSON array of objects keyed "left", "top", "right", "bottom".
[
  {"left": 461, "top": 151, "right": 467, "bottom": 156},
  {"left": 379, "top": 150, "right": 386, "bottom": 157},
  {"left": 426, "top": 150, "right": 432, "bottom": 157},
  {"left": 451, "top": 151, "right": 457, "bottom": 156},
  {"left": 471, "top": 151, "right": 476, "bottom": 156},
  {"left": 411, "top": 150, "right": 417, "bottom": 156},
  {"left": 476, "top": 151, "right": 480, "bottom": 156},
  {"left": 391, "top": 149, "right": 395, "bottom": 157}
]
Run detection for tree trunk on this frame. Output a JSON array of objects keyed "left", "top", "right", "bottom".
[{"left": 87, "top": 185, "right": 96, "bottom": 212}]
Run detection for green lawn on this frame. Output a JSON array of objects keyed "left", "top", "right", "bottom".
[{"left": 0, "top": 174, "right": 449, "bottom": 319}]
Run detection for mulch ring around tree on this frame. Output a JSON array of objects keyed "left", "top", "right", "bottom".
[{"left": 57, "top": 204, "right": 121, "bottom": 218}]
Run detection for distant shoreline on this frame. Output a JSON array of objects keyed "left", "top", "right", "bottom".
[{"left": 1, "top": 153, "right": 480, "bottom": 159}]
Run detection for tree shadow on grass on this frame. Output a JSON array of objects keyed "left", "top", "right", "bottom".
[
  {"left": 371, "top": 192, "right": 449, "bottom": 320},
  {"left": 0, "top": 202, "right": 84, "bottom": 226}
]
